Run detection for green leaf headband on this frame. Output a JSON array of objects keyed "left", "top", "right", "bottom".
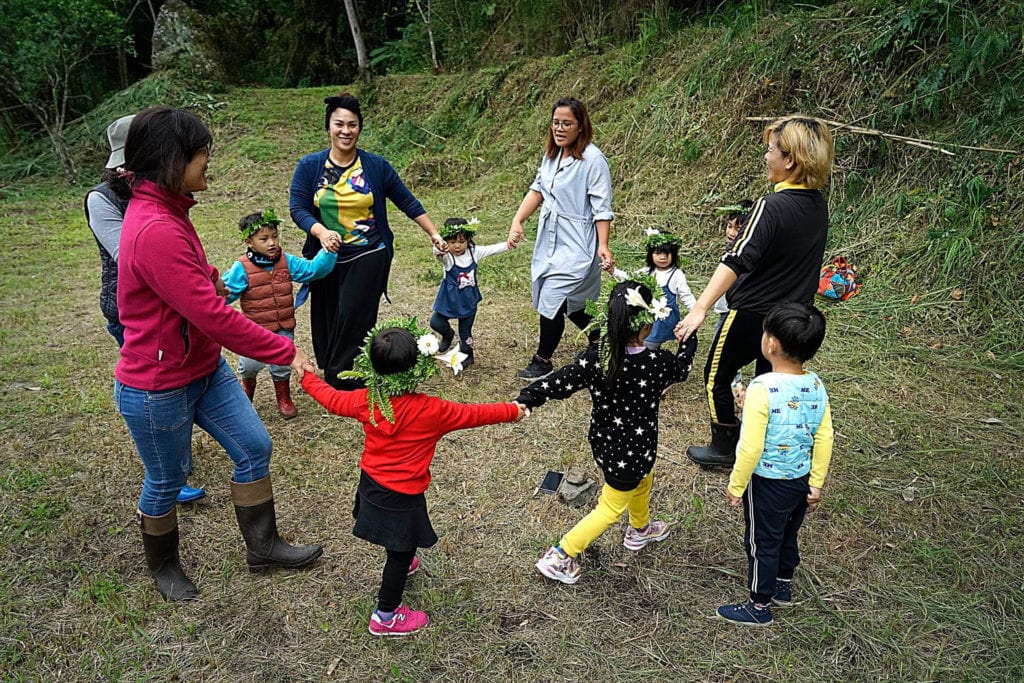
[
  {"left": 439, "top": 217, "right": 480, "bottom": 240},
  {"left": 338, "top": 317, "right": 441, "bottom": 426},
  {"left": 642, "top": 228, "right": 682, "bottom": 251},
  {"left": 713, "top": 204, "right": 748, "bottom": 217},
  {"left": 240, "top": 208, "right": 282, "bottom": 240}
]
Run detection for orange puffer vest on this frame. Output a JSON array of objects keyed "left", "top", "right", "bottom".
[{"left": 239, "top": 255, "right": 296, "bottom": 332}]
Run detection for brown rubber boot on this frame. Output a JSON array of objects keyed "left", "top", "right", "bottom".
[
  {"left": 273, "top": 379, "right": 297, "bottom": 419},
  {"left": 240, "top": 377, "right": 257, "bottom": 402},
  {"left": 231, "top": 476, "right": 322, "bottom": 571},
  {"left": 139, "top": 508, "right": 199, "bottom": 601}
]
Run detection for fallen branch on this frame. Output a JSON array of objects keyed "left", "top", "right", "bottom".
[{"left": 745, "top": 116, "right": 1019, "bottom": 156}]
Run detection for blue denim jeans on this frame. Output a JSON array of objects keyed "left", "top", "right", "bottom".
[
  {"left": 115, "top": 356, "right": 272, "bottom": 516},
  {"left": 237, "top": 328, "right": 294, "bottom": 381}
]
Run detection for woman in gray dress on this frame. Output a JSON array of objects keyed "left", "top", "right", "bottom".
[{"left": 507, "top": 97, "right": 615, "bottom": 380}]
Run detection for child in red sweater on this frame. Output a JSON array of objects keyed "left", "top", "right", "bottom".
[{"left": 295, "top": 318, "right": 525, "bottom": 637}]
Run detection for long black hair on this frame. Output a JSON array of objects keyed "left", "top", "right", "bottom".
[{"left": 603, "top": 280, "right": 654, "bottom": 388}]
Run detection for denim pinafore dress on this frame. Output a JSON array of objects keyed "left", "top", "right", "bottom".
[
  {"left": 645, "top": 268, "right": 681, "bottom": 345},
  {"left": 433, "top": 252, "right": 482, "bottom": 319}
]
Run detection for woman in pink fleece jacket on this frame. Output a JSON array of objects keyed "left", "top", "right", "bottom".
[{"left": 114, "top": 107, "right": 322, "bottom": 601}]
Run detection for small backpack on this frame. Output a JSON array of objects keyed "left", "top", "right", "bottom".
[{"left": 817, "top": 256, "right": 860, "bottom": 301}]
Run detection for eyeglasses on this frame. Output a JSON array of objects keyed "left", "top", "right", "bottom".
[{"left": 551, "top": 120, "right": 577, "bottom": 130}]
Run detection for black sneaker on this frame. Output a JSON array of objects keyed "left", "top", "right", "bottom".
[
  {"left": 717, "top": 600, "right": 773, "bottom": 626},
  {"left": 517, "top": 356, "right": 553, "bottom": 380},
  {"left": 772, "top": 579, "right": 792, "bottom": 607}
]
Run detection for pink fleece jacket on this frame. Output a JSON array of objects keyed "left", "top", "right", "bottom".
[{"left": 115, "top": 180, "right": 295, "bottom": 390}]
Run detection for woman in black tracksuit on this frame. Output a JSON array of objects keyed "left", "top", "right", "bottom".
[{"left": 675, "top": 115, "right": 834, "bottom": 466}]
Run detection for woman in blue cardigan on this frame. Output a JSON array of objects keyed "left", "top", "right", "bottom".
[{"left": 290, "top": 93, "right": 445, "bottom": 388}]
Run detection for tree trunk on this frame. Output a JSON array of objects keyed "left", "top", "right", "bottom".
[
  {"left": 43, "top": 122, "right": 76, "bottom": 184},
  {"left": 342, "top": 0, "right": 371, "bottom": 82},
  {"left": 415, "top": 0, "right": 441, "bottom": 75}
]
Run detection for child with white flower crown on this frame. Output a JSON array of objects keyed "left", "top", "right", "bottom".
[
  {"left": 294, "top": 318, "right": 526, "bottom": 636},
  {"left": 611, "top": 229, "right": 696, "bottom": 350},
  {"left": 429, "top": 216, "right": 511, "bottom": 368},
  {"left": 516, "top": 280, "right": 698, "bottom": 584}
]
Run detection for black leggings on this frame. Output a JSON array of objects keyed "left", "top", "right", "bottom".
[
  {"left": 377, "top": 548, "right": 416, "bottom": 612},
  {"left": 702, "top": 309, "right": 771, "bottom": 424},
  {"left": 536, "top": 301, "right": 598, "bottom": 360},
  {"left": 308, "top": 249, "right": 392, "bottom": 389}
]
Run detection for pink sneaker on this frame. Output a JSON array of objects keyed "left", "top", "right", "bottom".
[
  {"left": 408, "top": 555, "right": 419, "bottom": 576},
  {"left": 535, "top": 546, "right": 581, "bottom": 584},
  {"left": 623, "top": 520, "right": 671, "bottom": 551},
  {"left": 368, "top": 605, "right": 429, "bottom": 637}
]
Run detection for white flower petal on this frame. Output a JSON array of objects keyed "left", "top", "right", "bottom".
[
  {"left": 625, "top": 287, "right": 648, "bottom": 309},
  {"left": 645, "top": 228, "right": 660, "bottom": 236},
  {"left": 417, "top": 334, "right": 439, "bottom": 356}
]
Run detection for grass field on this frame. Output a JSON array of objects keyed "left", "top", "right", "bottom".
[{"left": 3, "top": 2, "right": 1024, "bottom": 679}]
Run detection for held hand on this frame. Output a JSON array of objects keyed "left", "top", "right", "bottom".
[
  {"left": 727, "top": 489, "right": 742, "bottom": 507},
  {"left": 214, "top": 277, "right": 229, "bottom": 298},
  {"left": 316, "top": 226, "right": 342, "bottom": 253},
  {"left": 597, "top": 245, "right": 615, "bottom": 271},
  {"left": 513, "top": 402, "right": 529, "bottom": 422},
  {"left": 431, "top": 233, "right": 448, "bottom": 253},
  {"left": 807, "top": 486, "right": 823, "bottom": 506},
  {"left": 675, "top": 307, "right": 705, "bottom": 342},
  {"left": 290, "top": 347, "right": 316, "bottom": 377},
  {"left": 507, "top": 221, "right": 525, "bottom": 250}
]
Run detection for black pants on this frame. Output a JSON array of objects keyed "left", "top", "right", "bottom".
[
  {"left": 703, "top": 309, "right": 771, "bottom": 424},
  {"left": 536, "top": 301, "right": 598, "bottom": 360},
  {"left": 378, "top": 548, "right": 416, "bottom": 612},
  {"left": 308, "top": 249, "right": 392, "bottom": 389},
  {"left": 743, "top": 474, "right": 809, "bottom": 603}
]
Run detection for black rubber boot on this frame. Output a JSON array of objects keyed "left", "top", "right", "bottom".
[
  {"left": 686, "top": 422, "right": 741, "bottom": 467},
  {"left": 140, "top": 508, "right": 199, "bottom": 601},
  {"left": 232, "top": 476, "right": 323, "bottom": 572}
]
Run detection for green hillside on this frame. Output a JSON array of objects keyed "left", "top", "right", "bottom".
[{"left": 1, "top": 1, "right": 1022, "bottom": 680}]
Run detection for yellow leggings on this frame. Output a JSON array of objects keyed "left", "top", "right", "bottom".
[{"left": 560, "top": 471, "right": 654, "bottom": 557}]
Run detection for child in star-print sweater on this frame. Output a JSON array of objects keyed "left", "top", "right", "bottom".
[{"left": 517, "top": 280, "right": 698, "bottom": 584}]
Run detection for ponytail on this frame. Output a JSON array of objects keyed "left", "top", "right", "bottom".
[{"left": 603, "top": 280, "right": 653, "bottom": 388}]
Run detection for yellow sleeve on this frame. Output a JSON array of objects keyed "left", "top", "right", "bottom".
[
  {"left": 728, "top": 382, "right": 769, "bottom": 497},
  {"left": 809, "top": 399, "right": 834, "bottom": 488}
]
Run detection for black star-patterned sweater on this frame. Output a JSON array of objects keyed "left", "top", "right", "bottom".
[{"left": 516, "top": 335, "right": 697, "bottom": 491}]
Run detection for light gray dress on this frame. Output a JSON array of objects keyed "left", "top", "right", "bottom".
[{"left": 529, "top": 142, "right": 614, "bottom": 318}]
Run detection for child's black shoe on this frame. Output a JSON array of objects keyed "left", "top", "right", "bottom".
[
  {"left": 772, "top": 579, "right": 792, "bottom": 607},
  {"left": 717, "top": 600, "right": 773, "bottom": 626}
]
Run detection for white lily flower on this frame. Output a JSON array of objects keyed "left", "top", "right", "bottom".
[
  {"left": 625, "top": 287, "right": 649, "bottom": 309},
  {"left": 467, "top": 217, "right": 480, "bottom": 225},
  {"left": 417, "top": 333, "right": 440, "bottom": 356},
  {"left": 651, "top": 296, "right": 671, "bottom": 320},
  {"left": 645, "top": 228, "right": 660, "bottom": 236},
  {"left": 449, "top": 353, "right": 464, "bottom": 375}
]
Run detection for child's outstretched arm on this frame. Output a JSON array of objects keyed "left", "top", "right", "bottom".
[
  {"left": 665, "top": 333, "right": 699, "bottom": 386},
  {"left": 286, "top": 249, "right": 338, "bottom": 283},
  {"left": 219, "top": 260, "right": 249, "bottom": 304},
  {"left": 726, "top": 382, "right": 769, "bottom": 504},
  {"left": 672, "top": 270, "right": 698, "bottom": 311},
  {"left": 299, "top": 368, "right": 362, "bottom": 418},
  {"left": 432, "top": 398, "right": 523, "bottom": 431},
  {"left": 473, "top": 242, "right": 513, "bottom": 261},
  {"left": 808, "top": 399, "right": 834, "bottom": 504},
  {"left": 515, "top": 349, "right": 596, "bottom": 411}
]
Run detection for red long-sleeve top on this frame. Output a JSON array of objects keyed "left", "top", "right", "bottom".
[{"left": 302, "top": 372, "right": 520, "bottom": 494}]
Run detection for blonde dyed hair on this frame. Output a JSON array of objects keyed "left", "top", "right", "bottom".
[{"left": 762, "top": 115, "right": 834, "bottom": 189}]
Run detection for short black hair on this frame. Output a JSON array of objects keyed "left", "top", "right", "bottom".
[
  {"left": 369, "top": 328, "right": 418, "bottom": 375},
  {"left": 239, "top": 212, "right": 279, "bottom": 235},
  {"left": 727, "top": 198, "right": 755, "bottom": 224},
  {"left": 763, "top": 302, "right": 826, "bottom": 362},
  {"left": 324, "top": 92, "right": 363, "bottom": 131},
  {"left": 645, "top": 242, "right": 679, "bottom": 270},
  {"left": 124, "top": 107, "right": 211, "bottom": 193}
]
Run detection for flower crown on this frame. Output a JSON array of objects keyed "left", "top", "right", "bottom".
[
  {"left": 338, "top": 317, "right": 441, "bottom": 425},
  {"left": 714, "top": 204, "right": 749, "bottom": 217},
  {"left": 439, "top": 217, "right": 480, "bottom": 240},
  {"left": 583, "top": 272, "right": 671, "bottom": 336},
  {"left": 240, "top": 208, "right": 282, "bottom": 240},
  {"left": 642, "top": 228, "right": 682, "bottom": 251}
]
